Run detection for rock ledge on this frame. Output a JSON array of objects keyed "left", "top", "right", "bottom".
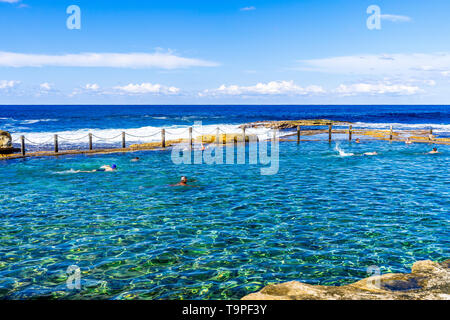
[{"left": 242, "top": 260, "right": 449, "bottom": 300}]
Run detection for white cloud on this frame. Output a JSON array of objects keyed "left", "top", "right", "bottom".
[
  {"left": 240, "top": 6, "right": 256, "bottom": 11},
  {"left": 335, "top": 82, "right": 421, "bottom": 96},
  {"left": 299, "top": 53, "right": 450, "bottom": 76},
  {"left": 0, "top": 51, "right": 219, "bottom": 69},
  {"left": 380, "top": 14, "right": 412, "bottom": 23},
  {"left": 85, "top": 83, "right": 100, "bottom": 91},
  {"left": 40, "top": 82, "right": 52, "bottom": 90},
  {"left": 113, "top": 83, "right": 180, "bottom": 95},
  {"left": 0, "top": 80, "right": 20, "bottom": 89},
  {"left": 200, "top": 80, "right": 325, "bottom": 96}
]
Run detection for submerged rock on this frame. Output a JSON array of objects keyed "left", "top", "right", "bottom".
[{"left": 241, "top": 260, "right": 450, "bottom": 300}]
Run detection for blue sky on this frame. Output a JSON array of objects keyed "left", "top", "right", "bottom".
[{"left": 1, "top": 0, "right": 450, "bottom": 104}]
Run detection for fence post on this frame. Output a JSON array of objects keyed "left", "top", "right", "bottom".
[
  {"left": 349, "top": 125, "right": 352, "bottom": 141},
  {"left": 297, "top": 125, "right": 301, "bottom": 144},
  {"left": 328, "top": 123, "right": 332, "bottom": 142},
  {"left": 161, "top": 129, "right": 166, "bottom": 148},
  {"left": 21, "top": 135, "right": 25, "bottom": 156},
  {"left": 189, "top": 127, "right": 193, "bottom": 150},
  {"left": 89, "top": 133, "right": 93, "bottom": 150},
  {"left": 54, "top": 134, "right": 59, "bottom": 153},
  {"left": 389, "top": 125, "right": 393, "bottom": 140},
  {"left": 216, "top": 127, "right": 220, "bottom": 146},
  {"left": 121, "top": 132, "right": 126, "bottom": 148}
]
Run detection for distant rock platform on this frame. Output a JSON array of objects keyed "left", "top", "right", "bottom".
[
  {"left": 242, "top": 260, "right": 449, "bottom": 300},
  {"left": 240, "top": 119, "right": 350, "bottom": 130}
]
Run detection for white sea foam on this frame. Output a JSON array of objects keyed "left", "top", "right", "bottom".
[
  {"left": 335, "top": 143, "right": 354, "bottom": 157},
  {"left": 21, "top": 119, "right": 58, "bottom": 124},
  {"left": 353, "top": 122, "right": 450, "bottom": 133},
  {"left": 11, "top": 124, "right": 276, "bottom": 146},
  {"left": 53, "top": 169, "right": 80, "bottom": 175}
]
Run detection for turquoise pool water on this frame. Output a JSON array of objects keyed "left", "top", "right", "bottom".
[{"left": 0, "top": 140, "right": 448, "bottom": 299}]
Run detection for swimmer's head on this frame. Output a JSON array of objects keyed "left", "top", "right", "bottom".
[
  {"left": 111, "top": 164, "right": 117, "bottom": 169},
  {"left": 180, "top": 176, "right": 187, "bottom": 183},
  {"left": 433, "top": 148, "right": 437, "bottom": 151}
]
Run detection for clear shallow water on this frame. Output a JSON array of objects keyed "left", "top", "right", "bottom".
[{"left": 0, "top": 140, "right": 448, "bottom": 299}]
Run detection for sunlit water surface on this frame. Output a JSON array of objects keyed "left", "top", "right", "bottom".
[{"left": 0, "top": 141, "right": 448, "bottom": 299}]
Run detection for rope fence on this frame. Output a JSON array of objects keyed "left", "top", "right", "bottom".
[{"left": 9, "top": 124, "right": 434, "bottom": 157}]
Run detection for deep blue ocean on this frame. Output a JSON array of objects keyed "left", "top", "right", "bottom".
[
  {"left": 0, "top": 105, "right": 449, "bottom": 299},
  {"left": 1, "top": 105, "right": 450, "bottom": 133},
  {"left": 1, "top": 105, "right": 449, "bottom": 150}
]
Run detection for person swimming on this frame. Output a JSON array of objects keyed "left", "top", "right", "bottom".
[
  {"left": 173, "top": 176, "right": 188, "bottom": 186},
  {"left": 73, "top": 164, "right": 117, "bottom": 173},
  {"left": 355, "top": 138, "right": 361, "bottom": 143},
  {"left": 405, "top": 138, "right": 413, "bottom": 144},
  {"left": 171, "top": 176, "right": 198, "bottom": 187},
  {"left": 131, "top": 157, "right": 140, "bottom": 162},
  {"left": 95, "top": 164, "right": 117, "bottom": 172},
  {"left": 429, "top": 147, "right": 439, "bottom": 154}
]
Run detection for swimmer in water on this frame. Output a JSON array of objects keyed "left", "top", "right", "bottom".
[
  {"left": 95, "top": 164, "right": 117, "bottom": 172},
  {"left": 405, "top": 138, "right": 412, "bottom": 145},
  {"left": 75, "top": 164, "right": 117, "bottom": 173},
  {"left": 171, "top": 176, "right": 198, "bottom": 187},
  {"left": 355, "top": 138, "right": 361, "bottom": 144},
  {"left": 173, "top": 176, "right": 188, "bottom": 186},
  {"left": 131, "top": 157, "right": 140, "bottom": 162},
  {"left": 429, "top": 147, "right": 439, "bottom": 154}
]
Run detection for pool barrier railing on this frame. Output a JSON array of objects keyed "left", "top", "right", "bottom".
[{"left": 1, "top": 124, "right": 444, "bottom": 160}]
